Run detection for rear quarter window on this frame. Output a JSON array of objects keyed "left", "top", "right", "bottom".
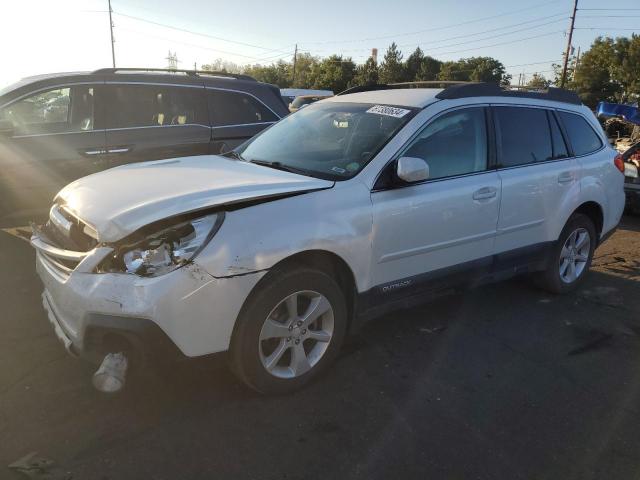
[
  {"left": 209, "top": 90, "right": 278, "bottom": 127},
  {"left": 558, "top": 111, "right": 603, "bottom": 156}
]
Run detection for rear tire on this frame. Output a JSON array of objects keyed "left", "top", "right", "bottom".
[
  {"left": 230, "top": 266, "right": 347, "bottom": 394},
  {"left": 535, "top": 213, "right": 596, "bottom": 294}
]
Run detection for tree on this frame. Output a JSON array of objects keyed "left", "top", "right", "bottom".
[
  {"left": 353, "top": 57, "right": 379, "bottom": 86},
  {"left": 404, "top": 47, "right": 424, "bottom": 81},
  {"left": 438, "top": 60, "right": 471, "bottom": 81},
  {"left": 244, "top": 60, "right": 292, "bottom": 87},
  {"left": 526, "top": 73, "right": 551, "bottom": 89},
  {"left": 572, "top": 37, "right": 619, "bottom": 107},
  {"left": 290, "top": 53, "right": 319, "bottom": 88},
  {"left": 308, "top": 55, "right": 356, "bottom": 93},
  {"left": 201, "top": 58, "right": 242, "bottom": 73},
  {"left": 379, "top": 42, "right": 404, "bottom": 83},
  {"left": 438, "top": 57, "right": 510, "bottom": 85},
  {"left": 416, "top": 56, "right": 442, "bottom": 81}
]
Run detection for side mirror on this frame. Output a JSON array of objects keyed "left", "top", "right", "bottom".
[
  {"left": 0, "top": 119, "right": 14, "bottom": 137},
  {"left": 396, "top": 156, "right": 429, "bottom": 183}
]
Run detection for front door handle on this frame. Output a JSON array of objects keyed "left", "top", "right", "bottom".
[
  {"left": 558, "top": 171, "right": 574, "bottom": 184},
  {"left": 473, "top": 186, "right": 497, "bottom": 200},
  {"left": 82, "top": 148, "right": 106, "bottom": 156}
]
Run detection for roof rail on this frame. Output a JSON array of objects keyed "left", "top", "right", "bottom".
[
  {"left": 338, "top": 81, "right": 581, "bottom": 105},
  {"left": 92, "top": 67, "right": 256, "bottom": 81},
  {"left": 435, "top": 82, "right": 581, "bottom": 105}
]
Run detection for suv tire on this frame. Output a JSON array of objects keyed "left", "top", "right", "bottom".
[
  {"left": 536, "top": 213, "right": 596, "bottom": 294},
  {"left": 230, "top": 266, "right": 347, "bottom": 394}
]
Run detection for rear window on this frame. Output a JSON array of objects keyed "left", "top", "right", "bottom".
[
  {"left": 558, "top": 111, "right": 603, "bottom": 156},
  {"left": 494, "top": 107, "right": 553, "bottom": 167},
  {"left": 209, "top": 90, "right": 278, "bottom": 127}
]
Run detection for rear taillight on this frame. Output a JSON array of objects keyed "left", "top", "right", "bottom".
[{"left": 614, "top": 154, "right": 625, "bottom": 174}]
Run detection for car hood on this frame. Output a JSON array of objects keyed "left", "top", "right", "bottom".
[{"left": 56, "top": 155, "right": 333, "bottom": 243}]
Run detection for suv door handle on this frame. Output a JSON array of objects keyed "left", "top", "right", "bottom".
[
  {"left": 473, "top": 186, "right": 497, "bottom": 200},
  {"left": 106, "top": 147, "right": 131, "bottom": 154},
  {"left": 82, "top": 148, "right": 106, "bottom": 156},
  {"left": 558, "top": 171, "right": 574, "bottom": 184}
]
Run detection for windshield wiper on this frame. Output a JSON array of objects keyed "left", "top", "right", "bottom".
[
  {"left": 249, "top": 159, "right": 311, "bottom": 176},
  {"left": 221, "top": 150, "right": 245, "bottom": 161}
]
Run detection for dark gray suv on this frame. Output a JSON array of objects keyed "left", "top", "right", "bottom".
[{"left": 0, "top": 68, "right": 288, "bottom": 226}]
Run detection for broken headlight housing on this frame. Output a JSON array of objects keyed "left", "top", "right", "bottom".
[{"left": 98, "top": 213, "right": 223, "bottom": 277}]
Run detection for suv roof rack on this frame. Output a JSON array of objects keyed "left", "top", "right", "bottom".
[
  {"left": 338, "top": 81, "right": 581, "bottom": 105},
  {"left": 434, "top": 82, "right": 581, "bottom": 105},
  {"left": 92, "top": 67, "right": 256, "bottom": 82}
]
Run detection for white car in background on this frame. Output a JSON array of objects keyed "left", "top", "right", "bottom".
[{"left": 31, "top": 83, "right": 624, "bottom": 393}]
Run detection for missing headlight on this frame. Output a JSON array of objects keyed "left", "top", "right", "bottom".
[{"left": 97, "top": 213, "right": 223, "bottom": 277}]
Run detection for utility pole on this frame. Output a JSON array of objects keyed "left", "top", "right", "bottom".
[
  {"left": 560, "top": 0, "right": 578, "bottom": 88},
  {"left": 292, "top": 44, "right": 298, "bottom": 85},
  {"left": 108, "top": 0, "right": 116, "bottom": 68}
]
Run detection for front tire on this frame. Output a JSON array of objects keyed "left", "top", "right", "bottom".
[
  {"left": 230, "top": 266, "right": 347, "bottom": 394},
  {"left": 536, "top": 213, "right": 596, "bottom": 294}
]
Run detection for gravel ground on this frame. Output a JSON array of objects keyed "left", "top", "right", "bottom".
[{"left": 2, "top": 215, "right": 640, "bottom": 480}]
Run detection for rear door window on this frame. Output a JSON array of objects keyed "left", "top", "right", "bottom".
[
  {"left": 557, "top": 111, "right": 603, "bottom": 156},
  {"left": 209, "top": 89, "right": 278, "bottom": 127},
  {"left": 494, "top": 106, "right": 554, "bottom": 167},
  {"left": 105, "top": 85, "right": 208, "bottom": 129}
]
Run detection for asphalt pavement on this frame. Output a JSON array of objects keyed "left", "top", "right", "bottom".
[{"left": 1, "top": 216, "right": 640, "bottom": 480}]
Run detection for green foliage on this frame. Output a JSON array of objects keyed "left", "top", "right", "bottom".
[
  {"left": 379, "top": 42, "right": 405, "bottom": 84},
  {"left": 309, "top": 55, "right": 356, "bottom": 93},
  {"left": 404, "top": 47, "right": 424, "bottom": 81},
  {"left": 526, "top": 73, "right": 551, "bottom": 89},
  {"left": 353, "top": 57, "right": 379, "bottom": 86},
  {"left": 416, "top": 56, "right": 443, "bottom": 81},
  {"left": 571, "top": 34, "right": 640, "bottom": 107},
  {"left": 438, "top": 57, "right": 510, "bottom": 85}
]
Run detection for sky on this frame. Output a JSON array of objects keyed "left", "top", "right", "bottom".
[{"left": 1, "top": 0, "right": 638, "bottom": 89}]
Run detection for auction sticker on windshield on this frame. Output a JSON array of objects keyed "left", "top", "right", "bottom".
[{"left": 366, "top": 105, "right": 411, "bottom": 118}]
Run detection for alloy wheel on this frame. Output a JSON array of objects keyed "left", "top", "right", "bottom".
[
  {"left": 258, "top": 290, "right": 334, "bottom": 379},
  {"left": 559, "top": 227, "right": 591, "bottom": 284}
]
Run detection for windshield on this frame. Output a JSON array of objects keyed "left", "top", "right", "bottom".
[{"left": 237, "top": 101, "right": 415, "bottom": 180}]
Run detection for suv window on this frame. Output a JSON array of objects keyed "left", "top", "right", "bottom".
[
  {"left": 401, "top": 107, "right": 487, "bottom": 180},
  {"left": 494, "top": 106, "right": 556, "bottom": 167},
  {"left": 209, "top": 89, "right": 278, "bottom": 127},
  {"left": 558, "top": 111, "right": 603, "bottom": 156},
  {"left": 106, "top": 85, "right": 207, "bottom": 129},
  {"left": 1, "top": 86, "right": 95, "bottom": 134}
]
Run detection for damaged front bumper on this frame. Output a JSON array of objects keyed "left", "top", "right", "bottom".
[{"left": 32, "top": 232, "right": 266, "bottom": 362}]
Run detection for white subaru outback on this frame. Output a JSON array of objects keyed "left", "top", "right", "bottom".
[{"left": 31, "top": 83, "right": 625, "bottom": 393}]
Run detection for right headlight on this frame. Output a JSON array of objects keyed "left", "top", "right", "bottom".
[{"left": 98, "top": 212, "right": 224, "bottom": 277}]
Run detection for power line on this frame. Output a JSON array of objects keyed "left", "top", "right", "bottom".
[
  {"left": 574, "top": 27, "right": 638, "bottom": 31},
  {"left": 400, "top": 18, "right": 567, "bottom": 52},
  {"left": 578, "top": 15, "right": 640, "bottom": 18},
  {"left": 304, "top": 0, "right": 560, "bottom": 45},
  {"left": 118, "top": 27, "right": 293, "bottom": 61},
  {"left": 578, "top": 8, "right": 640, "bottom": 10},
  {"left": 306, "top": 12, "right": 568, "bottom": 55},
  {"left": 113, "top": 10, "right": 294, "bottom": 54},
  {"left": 428, "top": 30, "right": 565, "bottom": 57}
]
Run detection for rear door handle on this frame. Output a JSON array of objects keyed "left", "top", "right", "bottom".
[
  {"left": 106, "top": 147, "right": 131, "bottom": 154},
  {"left": 558, "top": 171, "right": 574, "bottom": 184},
  {"left": 473, "top": 186, "right": 497, "bottom": 200}
]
